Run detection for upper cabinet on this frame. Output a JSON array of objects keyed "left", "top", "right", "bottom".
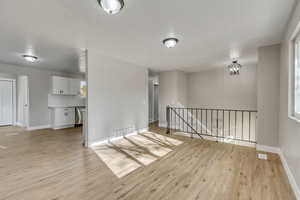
[
  {"left": 52, "top": 76, "right": 81, "bottom": 96},
  {"left": 52, "top": 76, "right": 69, "bottom": 95},
  {"left": 69, "top": 78, "right": 81, "bottom": 95}
]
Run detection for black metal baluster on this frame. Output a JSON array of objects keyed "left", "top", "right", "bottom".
[
  {"left": 210, "top": 109, "right": 213, "bottom": 136},
  {"left": 249, "top": 112, "right": 251, "bottom": 142},
  {"left": 201, "top": 109, "right": 203, "bottom": 135},
  {"left": 217, "top": 110, "right": 219, "bottom": 140},
  {"left": 183, "top": 108, "right": 185, "bottom": 132},
  {"left": 175, "top": 108, "right": 177, "bottom": 131},
  {"left": 242, "top": 111, "right": 244, "bottom": 140},
  {"left": 187, "top": 108, "right": 189, "bottom": 133},
  {"left": 166, "top": 106, "right": 170, "bottom": 134},
  {"left": 206, "top": 109, "right": 208, "bottom": 134},
  {"left": 186, "top": 109, "right": 188, "bottom": 133},
  {"left": 191, "top": 108, "right": 193, "bottom": 134},
  {"left": 234, "top": 111, "right": 237, "bottom": 140},
  {"left": 222, "top": 110, "right": 225, "bottom": 139},
  {"left": 179, "top": 108, "right": 182, "bottom": 132},
  {"left": 229, "top": 111, "right": 231, "bottom": 137},
  {"left": 168, "top": 107, "right": 257, "bottom": 143},
  {"left": 196, "top": 109, "right": 198, "bottom": 133},
  {"left": 189, "top": 108, "right": 191, "bottom": 133},
  {"left": 170, "top": 107, "right": 172, "bottom": 134}
]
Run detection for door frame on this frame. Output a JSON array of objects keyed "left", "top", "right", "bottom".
[
  {"left": 0, "top": 78, "right": 16, "bottom": 126},
  {"left": 17, "top": 75, "right": 30, "bottom": 129}
]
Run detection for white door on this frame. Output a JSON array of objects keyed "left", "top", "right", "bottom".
[
  {"left": 17, "top": 76, "right": 29, "bottom": 128},
  {"left": 0, "top": 80, "right": 13, "bottom": 126}
]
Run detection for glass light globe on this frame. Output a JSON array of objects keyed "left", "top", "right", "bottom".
[
  {"left": 163, "top": 38, "right": 179, "bottom": 48},
  {"left": 99, "top": 0, "right": 124, "bottom": 15}
]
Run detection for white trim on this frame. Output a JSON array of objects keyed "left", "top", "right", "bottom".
[
  {"left": 52, "top": 125, "right": 75, "bottom": 130},
  {"left": 89, "top": 128, "right": 148, "bottom": 147},
  {"left": 27, "top": 125, "right": 51, "bottom": 131},
  {"left": 159, "top": 122, "right": 167, "bottom": 128},
  {"left": 288, "top": 21, "right": 300, "bottom": 122},
  {"left": 149, "top": 119, "right": 156, "bottom": 123},
  {"left": 279, "top": 150, "right": 300, "bottom": 200},
  {"left": 15, "top": 122, "right": 23, "bottom": 127},
  {"left": 12, "top": 80, "right": 17, "bottom": 125},
  {"left": 256, "top": 144, "right": 280, "bottom": 154},
  {"left": 0, "top": 78, "right": 16, "bottom": 126},
  {"left": 255, "top": 145, "right": 300, "bottom": 199},
  {"left": 288, "top": 116, "right": 300, "bottom": 124}
]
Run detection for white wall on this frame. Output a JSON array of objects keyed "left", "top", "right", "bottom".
[
  {"left": 0, "top": 63, "right": 83, "bottom": 128},
  {"left": 279, "top": 0, "right": 300, "bottom": 195},
  {"left": 257, "top": 44, "right": 280, "bottom": 147},
  {"left": 187, "top": 65, "right": 257, "bottom": 110},
  {"left": 87, "top": 51, "right": 148, "bottom": 145},
  {"left": 48, "top": 94, "right": 85, "bottom": 107},
  {"left": 158, "top": 71, "right": 187, "bottom": 127},
  {"left": 177, "top": 71, "right": 188, "bottom": 107}
]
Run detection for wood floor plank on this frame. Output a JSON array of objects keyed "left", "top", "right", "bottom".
[{"left": 0, "top": 125, "right": 296, "bottom": 200}]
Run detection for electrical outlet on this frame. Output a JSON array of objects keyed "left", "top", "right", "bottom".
[{"left": 257, "top": 153, "right": 268, "bottom": 160}]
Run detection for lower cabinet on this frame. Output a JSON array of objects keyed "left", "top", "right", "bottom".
[{"left": 51, "top": 107, "right": 75, "bottom": 129}]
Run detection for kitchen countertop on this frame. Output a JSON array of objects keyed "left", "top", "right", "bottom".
[{"left": 48, "top": 105, "right": 86, "bottom": 108}]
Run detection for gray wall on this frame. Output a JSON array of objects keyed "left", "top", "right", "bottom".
[
  {"left": 0, "top": 62, "right": 82, "bottom": 127},
  {"left": 279, "top": 0, "right": 300, "bottom": 191},
  {"left": 87, "top": 51, "right": 148, "bottom": 145},
  {"left": 257, "top": 45, "right": 280, "bottom": 147},
  {"left": 158, "top": 71, "right": 187, "bottom": 126},
  {"left": 148, "top": 75, "right": 159, "bottom": 123},
  {"left": 177, "top": 71, "right": 188, "bottom": 107},
  {"left": 187, "top": 65, "right": 257, "bottom": 110}
]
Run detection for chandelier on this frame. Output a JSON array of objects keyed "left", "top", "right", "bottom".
[{"left": 228, "top": 60, "right": 242, "bottom": 75}]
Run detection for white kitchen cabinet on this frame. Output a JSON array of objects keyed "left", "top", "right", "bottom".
[
  {"left": 50, "top": 107, "right": 75, "bottom": 129},
  {"left": 52, "top": 76, "right": 81, "bottom": 95},
  {"left": 52, "top": 76, "right": 69, "bottom": 95},
  {"left": 69, "top": 79, "right": 81, "bottom": 95}
]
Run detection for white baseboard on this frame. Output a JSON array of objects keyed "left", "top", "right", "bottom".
[
  {"left": 256, "top": 145, "right": 300, "bottom": 199},
  {"left": 52, "top": 125, "right": 74, "bottom": 130},
  {"left": 158, "top": 123, "right": 167, "bottom": 128},
  {"left": 90, "top": 127, "right": 149, "bottom": 147},
  {"left": 256, "top": 144, "right": 280, "bottom": 154},
  {"left": 149, "top": 120, "right": 158, "bottom": 123},
  {"left": 27, "top": 125, "right": 51, "bottom": 131},
  {"left": 15, "top": 122, "right": 24, "bottom": 127},
  {"left": 278, "top": 150, "right": 300, "bottom": 200}
]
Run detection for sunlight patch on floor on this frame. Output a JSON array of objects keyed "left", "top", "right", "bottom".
[
  {"left": 173, "top": 131, "right": 256, "bottom": 148},
  {"left": 92, "top": 132, "right": 183, "bottom": 178}
]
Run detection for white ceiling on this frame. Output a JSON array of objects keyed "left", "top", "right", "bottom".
[{"left": 0, "top": 0, "right": 296, "bottom": 73}]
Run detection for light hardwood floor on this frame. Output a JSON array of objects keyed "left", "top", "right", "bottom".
[{"left": 0, "top": 125, "right": 296, "bottom": 200}]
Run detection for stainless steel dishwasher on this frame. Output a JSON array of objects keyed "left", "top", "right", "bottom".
[{"left": 75, "top": 107, "right": 85, "bottom": 127}]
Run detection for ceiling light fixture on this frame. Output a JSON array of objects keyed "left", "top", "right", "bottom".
[
  {"left": 228, "top": 59, "right": 242, "bottom": 75},
  {"left": 22, "top": 55, "right": 38, "bottom": 63},
  {"left": 163, "top": 38, "right": 179, "bottom": 48},
  {"left": 98, "top": 0, "right": 124, "bottom": 15}
]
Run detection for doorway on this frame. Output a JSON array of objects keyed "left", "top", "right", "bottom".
[
  {"left": 17, "top": 75, "right": 29, "bottom": 128},
  {"left": 148, "top": 73, "right": 159, "bottom": 126}
]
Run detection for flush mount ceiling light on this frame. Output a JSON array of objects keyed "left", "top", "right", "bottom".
[
  {"left": 163, "top": 38, "right": 179, "bottom": 48},
  {"left": 22, "top": 55, "right": 38, "bottom": 63},
  {"left": 228, "top": 59, "right": 242, "bottom": 75},
  {"left": 98, "top": 0, "right": 124, "bottom": 15}
]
